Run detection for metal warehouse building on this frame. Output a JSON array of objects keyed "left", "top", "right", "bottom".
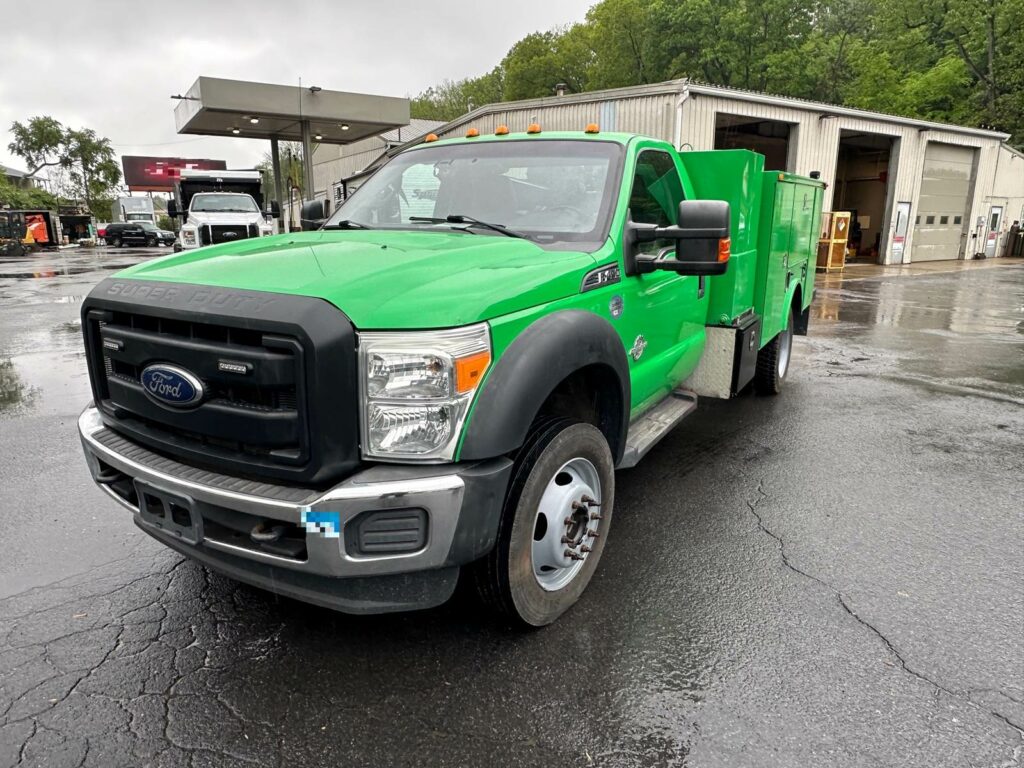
[{"left": 322, "top": 80, "right": 1024, "bottom": 264}]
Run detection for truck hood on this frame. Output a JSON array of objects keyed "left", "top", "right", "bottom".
[
  {"left": 186, "top": 211, "right": 265, "bottom": 226},
  {"left": 114, "top": 230, "right": 599, "bottom": 328}
]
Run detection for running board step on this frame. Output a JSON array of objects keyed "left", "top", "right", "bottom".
[{"left": 618, "top": 389, "right": 698, "bottom": 469}]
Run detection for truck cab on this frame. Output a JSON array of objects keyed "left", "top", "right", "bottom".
[
  {"left": 78, "top": 128, "right": 822, "bottom": 626},
  {"left": 168, "top": 170, "right": 278, "bottom": 250}
]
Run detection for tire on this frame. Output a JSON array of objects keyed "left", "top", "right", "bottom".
[
  {"left": 472, "top": 418, "right": 615, "bottom": 627},
  {"left": 111, "top": 236, "right": 122, "bottom": 248},
  {"left": 755, "top": 305, "right": 795, "bottom": 395},
  {"left": 146, "top": 236, "right": 157, "bottom": 247}
]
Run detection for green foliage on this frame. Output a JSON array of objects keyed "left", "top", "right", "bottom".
[
  {"left": 7, "top": 116, "right": 122, "bottom": 216},
  {"left": 409, "top": 0, "right": 1024, "bottom": 146},
  {"left": 0, "top": 175, "right": 57, "bottom": 210},
  {"left": 157, "top": 214, "right": 174, "bottom": 231}
]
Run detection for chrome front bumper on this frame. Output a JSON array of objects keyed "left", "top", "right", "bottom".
[{"left": 78, "top": 407, "right": 511, "bottom": 611}]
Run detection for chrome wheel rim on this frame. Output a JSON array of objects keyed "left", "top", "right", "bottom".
[
  {"left": 778, "top": 322, "right": 793, "bottom": 378},
  {"left": 531, "top": 457, "right": 602, "bottom": 592}
]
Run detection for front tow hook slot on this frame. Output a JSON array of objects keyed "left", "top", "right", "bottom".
[{"left": 250, "top": 520, "right": 287, "bottom": 544}]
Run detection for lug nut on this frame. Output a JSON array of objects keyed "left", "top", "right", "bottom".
[
  {"left": 581, "top": 495, "right": 600, "bottom": 507},
  {"left": 564, "top": 517, "right": 574, "bottom": 526},
  {"left": 586, "top": 530, "right": 600, "bottom": 539},
  {"left": 571, "top": 501, "right": 586, "bottom": 511},
  {"left": 580, "top": 545, "right": 592, "bottom": 554},
  {"left": 589, "top": 513, "right": 603, "bottom": 521}
]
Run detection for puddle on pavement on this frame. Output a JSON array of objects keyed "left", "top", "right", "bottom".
[{"left": 810, "top": 266, "right": 1024, "bottom": 398}]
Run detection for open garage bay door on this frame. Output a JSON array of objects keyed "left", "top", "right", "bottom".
[{"left": 912, "top": 143, "right": 976, "bottom": 262}]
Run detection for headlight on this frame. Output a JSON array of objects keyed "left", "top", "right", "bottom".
[
  {"left": 181, "top": 227, "right": 197, "bottom": 247},
  {"left": 260, "top": 225, "right": 274, "bottom": 236},
  {"left": 359, "top": 324, "right": 491, "bottom": 461}
]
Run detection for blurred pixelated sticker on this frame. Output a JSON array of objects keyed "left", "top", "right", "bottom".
[{"left": 301, "top": 510, "right": 341, "bottom": 538}]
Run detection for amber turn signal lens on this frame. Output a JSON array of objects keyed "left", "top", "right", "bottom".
[
  {"left": 585, "top": 123, "right": 600, "bottom": 134},
  {"left": 718, "top": 238, "right": 731, "bottom": 263},
  {"left": 526, "top": 123, "right": 542, "bottom": 134},
  {"left": 455, "top": 351, "right": 491, "bottom": 394},
  {"left": 495, "top": 125, "right": 510, "bottom": 135},
  {"left": 424, "top": 133, "right": 439, "bottom": 143},
  {"left": 466, "top": 128, "right": 480, "bottom": 138}
]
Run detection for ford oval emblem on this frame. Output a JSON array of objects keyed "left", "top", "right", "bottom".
[{"left": 140, "top": 364, "right": 204, "bottom": 408}]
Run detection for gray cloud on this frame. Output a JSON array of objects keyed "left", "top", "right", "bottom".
[{"left": 1, "top": 0, "right": 593, "bottom": 175}]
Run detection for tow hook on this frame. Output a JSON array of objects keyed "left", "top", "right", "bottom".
[{"left": 250, "top": 520, "right": 287, "bottom": 543}]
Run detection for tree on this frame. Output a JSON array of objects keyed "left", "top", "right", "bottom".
[
  {"left": 6, "top": 117, "right": 65, "bottom": 178},
  {"left": 7, "top": 116, "right": 122, "bottom": 217},
  {"left": 256, "top": 141, "right": 304, "bottom": 195}
]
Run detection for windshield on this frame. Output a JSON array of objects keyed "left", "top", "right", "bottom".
[
  {"left": 325, "top": 139, "right": 623, "bottom": 247},
  {"left": 191, "top": 194, "right": 259, "bottom": 213}
]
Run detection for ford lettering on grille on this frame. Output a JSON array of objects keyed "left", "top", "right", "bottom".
[{"left": 140, "top": 364, "right": 204, "bottom": 407}]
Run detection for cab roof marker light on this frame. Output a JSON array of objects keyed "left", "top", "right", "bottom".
[
  {"left": 466, "top": 128, "right": 480, "bottom": 138},
  {"left": 585, "top": 123, "right": 600, "bottom": 134},
  {"left": 424, "top": 133, "right": 439, "bottom": 143},
  {"left": 527, "top": 123, "right": 542, "bottom": 134},
  {"left": 495, "top": 125, "right": 510, "bottom": 135}
]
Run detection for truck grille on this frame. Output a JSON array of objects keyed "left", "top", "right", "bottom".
[
  {"left": 200, "top": 224, "right": 258, "bottom": 245},
  {"left": 82, "top": 279, "right": 359, "bottom": 486}
]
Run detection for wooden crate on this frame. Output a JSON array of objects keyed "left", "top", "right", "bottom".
[{"left": 817, "top": 211, "right": 851, "bottom": 272}]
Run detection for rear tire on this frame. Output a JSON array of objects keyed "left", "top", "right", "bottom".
[
  {"left": 472, "top": 418, "right": 614, "bottom": 627},
  {"left": 755, "top": 305, "right": 794, "bottom": 395}
]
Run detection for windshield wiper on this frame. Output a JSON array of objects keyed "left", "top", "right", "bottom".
[
  {"left": 409, "top": 214, "right": 529, "bottom": 240},
  {"left": 322, "top": 220, "right": 372, "bottom": 230}
]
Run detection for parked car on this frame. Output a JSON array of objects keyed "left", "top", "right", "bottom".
[{"left": 104, "top": 221, "right": 175, "bottom": 247}]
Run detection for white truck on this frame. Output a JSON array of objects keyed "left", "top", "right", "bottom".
[
  {"left": 111, "top": 196, "right": 156, "bottom": 224},
  {"left": 167, "top": 169, "right": 279, "bottom": 251}
]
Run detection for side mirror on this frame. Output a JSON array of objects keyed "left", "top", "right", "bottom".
[
  {"left": 632, "top": 200, "right": 731, "bottom": 276},
  {"left": 300, "top": 199, "right": 326, "bottom": 231},
  {"left": 167, "top": 199, "right": 179, "bottom": 218},
  {"left": 269, "top": 200, "right": 281, "bottom": 219}
]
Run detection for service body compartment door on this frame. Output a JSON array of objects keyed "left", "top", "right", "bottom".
[{"left": 760, "top": 181, "right": 796, "bottom": 345}]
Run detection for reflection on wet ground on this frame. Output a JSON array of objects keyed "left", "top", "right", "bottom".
[
  {"left": 812, "top": 260, "right": 1024, "bottom": 402},
  {"left": 0, "top": 247, "right": 166, "bottom": 415}
]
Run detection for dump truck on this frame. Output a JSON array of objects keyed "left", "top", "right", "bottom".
[
  {"left": 167, "top": 169, "right": 279, "bottom": 250},
  {"left": 78, "top": 128, "right": 823, "bottom": 626}
]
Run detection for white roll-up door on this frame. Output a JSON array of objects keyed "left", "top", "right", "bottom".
[{"left": 912, "top": 143, "right": 976, "bottom": 262}]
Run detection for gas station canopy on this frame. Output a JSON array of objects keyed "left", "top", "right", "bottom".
[{"left": 173, "top": 77, "right": 410, "bottom": 145}]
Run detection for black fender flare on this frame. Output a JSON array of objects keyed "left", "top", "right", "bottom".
[{"left": 459, "top": 310, "right": 631, "bottom": 463}]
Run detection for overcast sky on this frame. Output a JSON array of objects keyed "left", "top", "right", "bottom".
[{"left": 0, "top": 0, "right": 594, "bottom": 177}]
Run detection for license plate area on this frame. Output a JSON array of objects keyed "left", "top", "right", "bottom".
[{"left": 134, "top": 479, "right": 203, "bottom": 545}]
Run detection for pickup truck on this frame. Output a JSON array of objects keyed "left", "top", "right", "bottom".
[{"left": 78, "top": 128, "right": 823, "bottom": 626}]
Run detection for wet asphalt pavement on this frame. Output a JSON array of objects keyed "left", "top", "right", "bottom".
[{"left": 0, "top": 248, "right": 1022, "bottom": 767}]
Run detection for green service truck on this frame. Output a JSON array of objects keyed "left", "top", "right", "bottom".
[{"left": 78, "top": 128, "right": 823, "bottom": 626}]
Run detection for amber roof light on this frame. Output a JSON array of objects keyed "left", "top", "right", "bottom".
[
  {"left": 585, "top": 123, "right": 600, "bottom": 134},
  {"left": 495, "top": 125, "right": 510, "bottom": 135},
  {"left": 527, "top": 123, "right": 542, "bottom": 134},
  {"left": 424, "top": 133, "right": 439, "bottom": 143}
]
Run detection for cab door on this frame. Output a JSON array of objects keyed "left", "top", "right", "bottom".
[{"left": 616, "top": 147, "right": 708, "bottom": 417}]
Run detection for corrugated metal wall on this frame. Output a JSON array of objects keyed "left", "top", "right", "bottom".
[{"left": 678, "top": 94, "right": 1005, "bottom": 263}]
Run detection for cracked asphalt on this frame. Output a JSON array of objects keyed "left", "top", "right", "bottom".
[{"left": 1, "top": 249, "right": 1022, "bottom": 767}]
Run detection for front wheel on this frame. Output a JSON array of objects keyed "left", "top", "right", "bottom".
[
  {"left": 473, "top": 419, "right": 615, "bottom": 627},
  {"left": 755, "top": 305, "right": 794, "bottom": 394},
  {"left": 111, "top": 236, "right": 122, "bottom": 248},
  {"left": 146, "top": 236, "right": 157, "bottom": 247}
]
